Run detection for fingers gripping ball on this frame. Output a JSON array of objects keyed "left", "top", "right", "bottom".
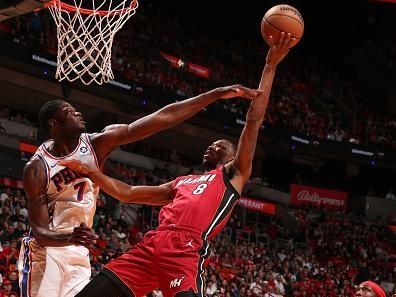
[{"left": 261, "top": 4, "right": 304, "bottom": 47}]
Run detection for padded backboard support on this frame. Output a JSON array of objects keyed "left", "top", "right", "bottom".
[{"left": 0, "top": 0, "right": 51, "bottom": 21}]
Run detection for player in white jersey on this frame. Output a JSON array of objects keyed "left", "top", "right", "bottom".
[
  {"left": 18, "top": 133, "right": 100, "bottom": 297},
  {"left": 18, "top": 85, "right": 260, "bottom": 297}
]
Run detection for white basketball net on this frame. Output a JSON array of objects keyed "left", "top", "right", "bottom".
[{"left": 48, "top": 0, "right": 138, "bottom": 85}]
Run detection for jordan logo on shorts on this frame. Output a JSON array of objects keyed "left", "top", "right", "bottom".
[
  {"left": 170, "top": 276, "right": 186, "bottom": 288},
  {"left": 185, "top": 240, "right": 193, "bottom": 248}
]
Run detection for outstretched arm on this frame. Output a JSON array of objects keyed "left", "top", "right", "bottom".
[
  {"left": 60, "top": 160, "right": 173, "bottom": 205},
  {"left": 91, "top": 85, "right": 260, "bottom": 165},
  {"left": 227, "top": 33, "right": 295, "bottom": 193}
]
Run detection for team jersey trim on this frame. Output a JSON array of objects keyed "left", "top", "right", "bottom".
[
  {"left": 83, "top": 133, "right": 100, "bottom": 170},
  {"left": 21, "top": 237, "right": 34, "bottom": 297},
  {"left": 196, "top": 240, "right": 210, "bottom": 297},
  {"left": 221, "top": 166, "right": 240, "bottom": 198},
  {"left": 34, "top": 154, "right": 50, "bottom": 192},
  {"left": 201, "top": 167, "right": 240, "bottom": 240},
  {"left": 42, "top": 137, "right": 82, "bottom": 160}
]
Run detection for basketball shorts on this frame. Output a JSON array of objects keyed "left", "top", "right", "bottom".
[
  {"left": 18, "top": 236, "right": 91, "bottom": 297},
  {"left": 103, "top": 224, "right": 210, "bottom": 297}
]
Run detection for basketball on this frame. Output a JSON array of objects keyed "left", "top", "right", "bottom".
[{"left": 261, "top": 4, "right": 304, "bottom": 47}]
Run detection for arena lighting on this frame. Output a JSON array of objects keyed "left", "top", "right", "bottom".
[
  {"left": 235, "top": 118, "right": 264, "bottom": 128},
  {"left": 351, "top": 148, "right": 374, "bottom": 157},
  {"left": 291, "top": 135, "right": 310, "bottom": 144},
  {"left": 160, "top": 52, "right": 211, "bottom": 78}
]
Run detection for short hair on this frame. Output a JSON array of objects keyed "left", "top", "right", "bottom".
[
  {"left": 228, "top": 141, "right": 237, "bottom": 155},
  {"left": 39, "top": 100, "right": 64, "bottom": 132},
  {"left": 220, "top": 139, "right": 236, "bottom": 156}
]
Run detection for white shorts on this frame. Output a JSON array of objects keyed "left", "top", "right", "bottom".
[{"left": 18, "top": 236, "right": 91, "bottom": 297}]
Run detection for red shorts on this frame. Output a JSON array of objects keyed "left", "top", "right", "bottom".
[{"left": 103, "top": 225, "right": 210, "bottom": 297}]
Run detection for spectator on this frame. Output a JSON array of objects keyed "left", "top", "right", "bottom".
[
  {"left": 385, "top": 188, "right": 396, "bottom": 200},
  {"left": 205, "top": 280, "right": 217, "bottom": 296},
  {"left": 7, "top": 271, "right": 18, "bottom": 296},
  {"left": 0, "top": 279, "right": 13, "bottom": 297},
  {"left": 274, "top": 274, "right": 286, "bottom": 295},
  {"left": 152, "top": 288, "right": 164, "bottom": 297},
  {"left": 0, "top": 189, "right": 11, "bottom": 205}
]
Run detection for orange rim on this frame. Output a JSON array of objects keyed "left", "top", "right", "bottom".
[{"left": 44, "top": 0, "right": 138, "bottom": 15}]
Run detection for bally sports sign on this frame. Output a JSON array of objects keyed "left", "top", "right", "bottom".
[{"left": 290, "top": 184, "right": 348, "bottom": 211}]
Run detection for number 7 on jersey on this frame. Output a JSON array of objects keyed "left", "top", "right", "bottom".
[{"left": 74, "top": 181, "right": 86, "bottom": 201}]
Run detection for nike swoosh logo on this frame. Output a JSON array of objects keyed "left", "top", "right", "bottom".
[{"left": 50, "top": 162, "right": 58, "bottom": 168}]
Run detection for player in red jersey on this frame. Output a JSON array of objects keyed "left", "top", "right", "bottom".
[
  {"left": 20, "top": 84, "right": 257, "bottom": 297},
  {"left": 355, "top": 281, "right": 387, "bottom": 297},
  {"left": 62, "top": 32, "right": 294, "bottom": 297}
]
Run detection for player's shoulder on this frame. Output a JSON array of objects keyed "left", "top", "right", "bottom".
[
  {"left": 81, "top": 132, "right": 98, "bottom": 142},
  {"left": 24, "top": 154, "right": 45, "bottom": 169},
  {"left": 25, "top": 155, "right": 43, "bottom": 168},
  {"left": 83, "top": 131, "right": 101, "bottom": 147},
  {"left": 23, "top": 155, "right": 48, "bottom": 188},
  {"left": 100, "top": 124, "right": 125, "bottom": 133},
  {"left": 82, "top": 132, "right": 98, "bottom": 137},
  {"left": 87, "top": 127, "right": 116, "bottom": 144}
]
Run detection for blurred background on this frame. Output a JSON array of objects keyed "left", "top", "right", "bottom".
[{"left": 0, "top": 0, "right": 395, "bottom": 296}]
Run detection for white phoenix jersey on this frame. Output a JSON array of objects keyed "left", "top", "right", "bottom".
[{"left": 33, "top": 133, "right": 100, "bottom": 234}]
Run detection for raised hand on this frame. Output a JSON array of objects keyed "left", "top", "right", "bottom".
[
  {"left": 266, "top": 32, "right": 296, "bottom": 67},
  {"left": 216, "top": 84, "right": 262, "bottom": 100},
  {"left": 70, "top": 222, "right": 98, "bottom": 248},
  {"left": 59, "top": 159, "right": 96, "bottom": 176}
]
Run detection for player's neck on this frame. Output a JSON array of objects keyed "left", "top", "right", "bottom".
[
  {"left": 50, "top": 134, "right": 81, "bottom": 157},
  {"left": 203, "top": 164, "right": 222, "bottom": 173}
]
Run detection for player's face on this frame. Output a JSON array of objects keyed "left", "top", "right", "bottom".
[
  {"left": 53, "top": 102, "right": 86, "bottom": 136},
  {"left": 202, "top": 140, "right": 234, "bottom": 170},
  {"left": 355, "top": 285, "right": 377, "bottom": 297}
]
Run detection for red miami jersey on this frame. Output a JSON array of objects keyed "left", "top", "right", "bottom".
[{"left": 158, "top": 166, "right": 240, "bottom": 241}]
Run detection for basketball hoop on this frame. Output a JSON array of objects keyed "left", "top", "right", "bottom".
[{"left": 46, "top": 0, "right": 138, "bottom": 85}]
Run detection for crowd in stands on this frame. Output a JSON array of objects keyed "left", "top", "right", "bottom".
[
  {"left": 0, "top": 107, "right": 33, "bottom": 127},
  {"left": 4, "top": 97, "right": 396, "bottom": 204},
  {"left": 1, "top": 169, "right": 395, "bottom": 297},
  {"left": 0, "top": 105, "right": 38, "bottom": 142},
  {"left": 0, "top": 104, "right": 199, "bottom": 167},
  {"left": 0, "top": 6, "right": 396, "bottom": 294},
  {"left": 3, "top": 100, "right": 396, "bottom": 200},
  {"left": 0, "top": 187, "right": 28, "bottom": 297},
  {"left": 120, "top": 142, "right": 196, "bottom": 168},
  {"left": 0, "top": 5, "right": 396, "bottom": 149},
  {"left": 207, "top": 218, "right": 394, "bottom": 297},
  {"left": 366, "top": 9, "right": 396, "bottom": 72}
]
